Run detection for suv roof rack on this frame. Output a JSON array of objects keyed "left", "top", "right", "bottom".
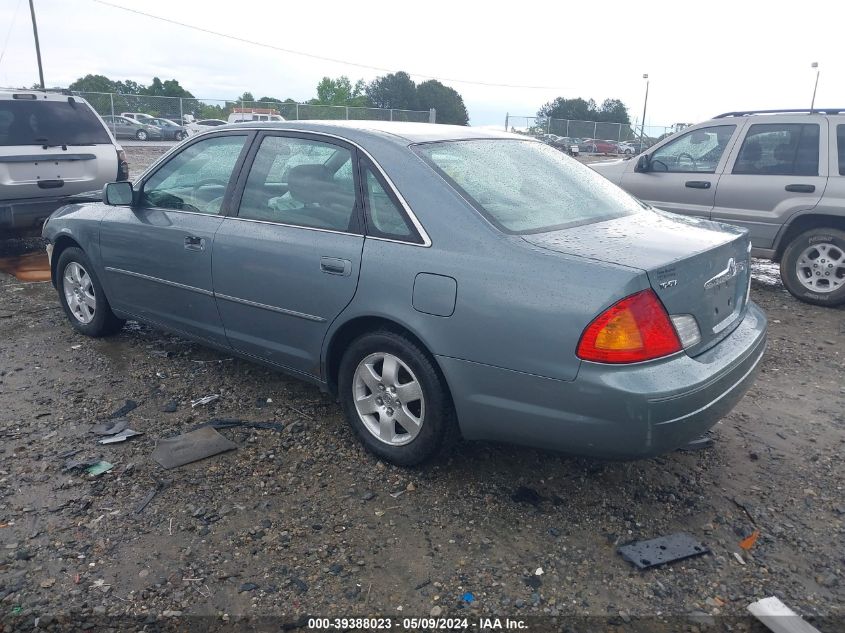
[{"left": 714, "top": 108, "right": 844, "bottom": 118}]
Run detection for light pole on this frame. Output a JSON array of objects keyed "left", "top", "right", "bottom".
[
  {"left": 810, "top": 62, "right": 819, "bottom": 112},
  {"left": 28, "top": 0, "right": 45, "bottom": 90},
  {"left": 639, "top": 73, "right": 649, "bottom": 142}
]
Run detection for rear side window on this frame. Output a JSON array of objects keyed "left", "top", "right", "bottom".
[
  {"left": 414, "top": 139, "right": 642, "bottom": 234},
  {"left": 238, "top": 135, "right": 359, "bottom": 232},
  {"left": 362, "top": 165, "right": 419, "bottom": 242},
  {"left": 838, "top": 125, "right": 845, "bottom": 176},
  {"left": 732, "top": 123, "right": 820, "bottom": 176},
  {"left": 0, "top": 98, "right": 111, "bottom": 146}
]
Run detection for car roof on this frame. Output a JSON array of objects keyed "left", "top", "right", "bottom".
[
  {"left": 0, "top": 90, "right": 85, "bottom": 102},
  {"left": 214, "top": 120, "right": 529, "bottom": 144}
]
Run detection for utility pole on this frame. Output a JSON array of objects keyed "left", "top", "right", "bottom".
[
  {"left": 639, "top": 73, "right": 649, "bottom": 142},
  {"left": 810, "top": 62, "right": 819, "bottom": 112},
  {"left": 29, "top": 0, "right": 45, "bottom": 89}
]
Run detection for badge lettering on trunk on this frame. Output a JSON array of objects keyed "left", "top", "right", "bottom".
[{"left": 704, "top": 258, "right": 740, "bottom": 290}]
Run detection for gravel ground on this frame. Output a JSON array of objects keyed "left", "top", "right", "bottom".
[{"left": 0, "top": 149, "right": 843, "bottom": 632}]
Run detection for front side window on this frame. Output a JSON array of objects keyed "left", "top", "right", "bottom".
[
  {"left": 141, "top": 135, "right": 247, "bottom": 214},
  {"left": 733, "top": 123, "right": 820, "bottom": 176},
  {"left": 650, "top": 125, "right": 736, "bottom": 173},
  {"left": 363, "top": 166, "right": 416, "bottom": 241},
  {"left": 414, "top": 139, "right": 642, "bottom": 234},
  {"left": 238, "top": 135, "right": 358, "bottom": 232}
]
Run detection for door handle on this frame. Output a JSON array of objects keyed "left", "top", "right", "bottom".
[
  {"left": 320, "top": 256, "right": 351, "bottom": 276},
  {"left": 184, "top": 236, "right": 205, "bottom": 251},
  {"left": 685, "top": 180, "right": 711, "bottom": 189},
  {"left": 785, "top": 184, "right": 815, "bottom": 193}
]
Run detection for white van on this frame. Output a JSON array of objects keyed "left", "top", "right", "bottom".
[{"left": 227, "top": 108, "right": 285, "bottom": 124}]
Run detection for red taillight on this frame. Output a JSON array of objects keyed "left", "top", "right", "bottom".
[
  {"left": 116, "top": 148, "right": 129, "bottom": 181},
  {"left": 577, "top": 289, "right": 682, "bottom": 363}
]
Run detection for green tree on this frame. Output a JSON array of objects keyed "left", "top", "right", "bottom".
[
  {"left": 416, "top": 79, "right": 468, "bottom": 125},
  {"left": 596, "top": 99, "right": 630, "bottom": 124},
  {"left": 68, "top": 74, "right": 116, "bottom": 93},
  {"left": 142, "top": 77, "right": 194, "bottom": 98},
  {"left": 315, "top": 76, "right": 369, "bottom": 107},
  {"left": 365, "top": 71, "right": 418, "bottom": 110}
]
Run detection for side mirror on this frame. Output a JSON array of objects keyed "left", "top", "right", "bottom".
[
  {"left": 634, "top": 154, "right": 651, "bottom": 173},
  {"left": 103, "top": 181, "right": 133, "bottom": 206}
]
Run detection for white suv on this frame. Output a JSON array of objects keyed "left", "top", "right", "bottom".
[{"left": 0, "top": 91, "right": 128, "bottom": 236}]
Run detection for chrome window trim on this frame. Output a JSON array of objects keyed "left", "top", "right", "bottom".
[
  {"left": 104, "top": 267, "right": 213, "bottom": 296},
  {"left": 222, "top": 215, "right": 358, "bottom": 238},
  {"left": 215, "top": 293, "right": 326, "bottom": 323},
  {"left": 151, "top": 127, "right": 432, "bottom": 247}
]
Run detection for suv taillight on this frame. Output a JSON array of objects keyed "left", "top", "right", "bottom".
[
  {"left": 576, "top": 289, "right": 682, "bottom": 363},
  {"left": 116, "top": 148, "right": 129, "bottom": 181}
]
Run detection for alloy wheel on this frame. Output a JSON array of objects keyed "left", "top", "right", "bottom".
[
  {"left": 62, "top": 262, "right": 96, "bottom": 324},
  {"left": 795, "top": 242, "right": 845, "bottom": 293},
  {"left": 352, "top": 352, "right": 425, "bottom": 446}
]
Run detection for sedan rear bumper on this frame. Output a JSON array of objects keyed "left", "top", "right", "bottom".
[{"left": 437, "top": 301, "right": 767, "bottom": 459}]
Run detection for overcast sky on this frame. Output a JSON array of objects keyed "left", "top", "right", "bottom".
[{"left": 0, "top": 0, "right": 842, "bottom": 129}]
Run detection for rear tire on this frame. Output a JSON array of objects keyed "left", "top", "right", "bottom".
[
  {"left": 136, "top": 130, "right": 148, "bottom": 141},
  {"left": 56, "top": 247, "right": 125, "bottom": 337},
  {"left": 780, "top": 227, "right": 845, "bottom": 306},
  {"left": 338, "top": 330, "right": 457, "bottom": 466}
]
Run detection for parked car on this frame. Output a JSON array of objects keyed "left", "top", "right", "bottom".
[
  {"left": 102, "top": 115, "right": 163, "bottom": 141},
  {"left": 185, "top": 118, "right": 227, "bottom": 136},
  {"left": 619, "top": 140, "right": 650, "bottom": 155},
  {"left": 120, "top": 112, "right": 156, "bottom": 124},
  {"left": 146, "top": 117, "right": 188, "bottom": 141},
  {"left": 0, "top": 90, "right": 127, "bottom": 236},
  {"left": 582, "top": 139, "right": 618, "bottom": 154},
  {"left": 592, "top": 108, "right": 845, "bottom": 306},
  {"left": 43, "top": 122, "right": 767, "bottom": 466}
]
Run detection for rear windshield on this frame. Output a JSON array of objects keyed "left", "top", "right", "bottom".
[
  {"left": 413, "top": 139, "right": 641, "bottom": 234},
  {"left": 0, "top": 98, "right": 111, "bottom": 146}
]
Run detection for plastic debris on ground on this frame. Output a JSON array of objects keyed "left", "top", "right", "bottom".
[
  {"left": 747, "top": 596, "right": 822, "bottom": 633},
  {"left": 190, "top": 418, "right": 284, "bottom": 433},
  {"left": 617, "top": 532, "right": 709, "bottom": 570},
  {"left": 62, "top": 457, "right": 101, "bottom": 472},
  {"left": 739, "top": 528, "right": 760, "bottom": 551},
  {"left": 190, "top": 394, "right": 220, "bottom": 408},
  {"left": 108, "top": 399, "right": 139, "bottom": 419},
  {"left": 462, "top": 592, "right": 475, "bottom": 603},
  {"left": 85, "top": 461, "right": 114, "bottom": 476},
  {"left": 90, "top": 418, "right": 130, "bottom": 436},
  {"left": 151, "top": 426, "right": 237, "bottom": 469},
  {"left": 134, "top": 481, "right": 168, "bottom": 514},
  {"left": 98, "top": 429, "right": 143, "bottom": 444}
]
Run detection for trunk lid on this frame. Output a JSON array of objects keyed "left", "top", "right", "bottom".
[{"left": 522, "top": 209, "right": 752, "bottom": 354}]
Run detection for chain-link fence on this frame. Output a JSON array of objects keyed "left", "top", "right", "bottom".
[
  {"left": 504, "top": 114, "right": 677, "bottom": 154},
  {"left": 68, "top": 91, "right": 435, "bottom": 139}
]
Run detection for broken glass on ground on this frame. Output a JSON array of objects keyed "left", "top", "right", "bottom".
[{"left": 98, "top": 429, "right": 143, "bottom": 444}]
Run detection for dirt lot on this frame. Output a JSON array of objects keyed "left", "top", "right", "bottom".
[{"left": 0, "top": 147, "right": 843, "bottom": 631}]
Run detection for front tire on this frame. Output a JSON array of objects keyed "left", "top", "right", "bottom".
[
  {"left": 136, "top": 129, "right": 148, "bottom": 141},
  {"left": 338, "top": 330, "right": 457, "bottom": 466},
  {"left": 780, "top": 227, "right": 845, "bottom": 306},
  {"left": 56, "top": 247, "right": 125, "bottom": 336}
]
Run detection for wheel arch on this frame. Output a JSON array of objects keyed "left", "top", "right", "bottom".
[
  {"left": 323, "top": 315, "right": 446, "bottom": 398},
  {"left": 774, "top": 213, "right": 845, "bottom": 261},
  {"left": 50, "top": 234, "right": 83, "bottom": 287}
]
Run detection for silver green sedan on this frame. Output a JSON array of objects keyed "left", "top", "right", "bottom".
[{"left": 42, "top": 121, "right": 767, "bottom": 465}]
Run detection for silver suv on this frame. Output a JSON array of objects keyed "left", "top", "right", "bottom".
[
  {"left": 593, "top": 108, "right": 845, "bottom": 306},
  {"left": 0, "top": 91, "right": 128, "bottom": 236}
]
